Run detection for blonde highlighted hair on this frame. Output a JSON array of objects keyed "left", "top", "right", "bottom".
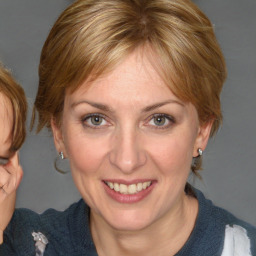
[
  {"left": 32, "top": 0, "right": 227, "bottom": 172},
  {"left": 0, "top": 63, "right": 27, "bottom": 151}
]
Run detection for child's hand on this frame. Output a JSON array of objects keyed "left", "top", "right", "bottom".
[{"left": 0, "top": 152, "right": 23, "bottom": 244}]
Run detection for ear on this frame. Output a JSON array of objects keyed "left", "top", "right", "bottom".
[
  {"left": 51, "top": 117, "right": 67, "bottom": 157},
  {"left": 193, "top": 120, "right": 213, "bottom": 157}
]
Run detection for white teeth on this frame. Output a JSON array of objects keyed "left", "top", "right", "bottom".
[
  {"left": 142, "top": 181, "right": 150, "bottom": 189},
  {"left": 120, "top": 184, "right": 128, "bottom": 194},
  {"left": 107, "top": 182, "right": 114, "bottom": 189},
  {"left": 106, "top": 181, "right": 152, "bottom": 195},
  {"left": 114, "top": 183, "right": 120, "bottom": 192},
  {"left": 128, "top": 184, "right": 137, "bottom": 194},
  {"left": 137, "top": 183, "right": 143, "bottom": 192}
]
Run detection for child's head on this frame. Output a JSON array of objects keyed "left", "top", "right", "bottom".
[{"left": 0, "top": 63, "right": 27, "bottom": 159}]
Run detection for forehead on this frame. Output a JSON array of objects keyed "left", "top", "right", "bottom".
[
  {"left": 63, "top": 49, "right": 199, "bottom": 127},
  {"left": 0, "top": 92, "right": 13, "bottom": 149},
  {"left": 67, "top": 49, "right": 178, "bottom": 105}
]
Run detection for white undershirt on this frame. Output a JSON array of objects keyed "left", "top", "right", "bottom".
[{"left": 221, "top": 225, "right": 252, "bottom": 256}]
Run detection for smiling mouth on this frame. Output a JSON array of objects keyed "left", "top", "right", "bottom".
[{"left": 104, "top": 181, "right": 152, "bottom": 195}]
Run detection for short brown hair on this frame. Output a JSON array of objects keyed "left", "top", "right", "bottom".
[
  {"left": 0, "top": 63, "right": 27, "bottom": 151},
  {"left": 32, "top": 0, "right": 227, "bottom": 171}
]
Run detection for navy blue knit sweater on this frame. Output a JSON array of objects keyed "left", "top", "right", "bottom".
[{"left": 1, "top": 189, "right": 256, "bottom": 255}]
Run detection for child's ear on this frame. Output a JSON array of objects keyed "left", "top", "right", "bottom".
[
  {"left": 193, "top": 120, "right": 213, "bottom": 157},
  {"left": 51, "top": 117, "right": 67, "bottom": 157}
]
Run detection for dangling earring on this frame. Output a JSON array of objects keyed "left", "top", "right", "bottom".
[
  {"left": 54, "top": 151, "right": 69, "bottom": 174},
  {"left": 198, "top": 148, "right": 203, "bottom": 156}
]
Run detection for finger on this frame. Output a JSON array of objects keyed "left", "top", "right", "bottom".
[
  {"left": 0, "top": 154, "right": 23, "bottom": 196},
  {"left": 0, "top": 166, "right": 10, "bottom": 188},
  {"left": 4, "top": 152, "right": 20, "bottom": 175},
  {"left": 10, "top": 151, "right": 19, "bottom": 166},
  {"left": 0, "top": 166, "right": 8, "bottom": 199},
  {"left": 11, "top": 152, "right": 23, "bottom": 189},
  {"left": 5, "top": 152, "right": 23, "bottom": 188},
  {"left": 1, "top": 168, "right": 22, "bottom": 196},
  {"left": 15, "top": 165, "right": 23, "bottom": 189}
]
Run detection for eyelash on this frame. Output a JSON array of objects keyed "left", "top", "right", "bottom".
[{"left": 81, "top": 113, "right": 175, "bottom": 130}]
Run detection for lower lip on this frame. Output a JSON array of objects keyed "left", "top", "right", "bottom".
[{"left": 103, "top": 182, "right": 156, "bottom": 204}]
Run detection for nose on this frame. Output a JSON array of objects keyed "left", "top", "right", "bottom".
[{"left": 109, "top": 127, "right": 147, "bottom": 174}]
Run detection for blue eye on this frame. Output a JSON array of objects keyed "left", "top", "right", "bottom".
[
  {"left": 148, "top": 114, "right": 174, "bottom": 128},
  {"left": 153, "top": 116, "right": 167, "bottom": 126},
  {"left": 0, "top": 158, "right": 9, "bottom": 166},
  {"left": 89, "top": 116, "right": 104, "bottom": 125},
  {"left": 82, "top": 114, "right": 108, "bottom": 128}
]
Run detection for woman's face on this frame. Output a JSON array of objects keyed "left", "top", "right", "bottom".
[
  {"left": 0, "top": 93, "right": 13, "bottom": 165},
  {"left": 52, "top": 49, "right": 212, "bottom": 231}
]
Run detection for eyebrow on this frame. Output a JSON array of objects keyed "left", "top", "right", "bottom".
[
  {"left": 71, "top": 99, "right": 183, "bottom": 113},
  {"left": 142, "top": 100, "right": 184, "bottom": 112},
  {"left": 71, "top": 100, "right": 112, "bottom": 112}
]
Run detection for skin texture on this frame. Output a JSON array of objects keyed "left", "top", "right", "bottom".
[
  {"left": 0, "top": 93, "right": 23, "bottom": 244},
  {"left": 52, "top": 49, "right": 212, "bottom": 255}
]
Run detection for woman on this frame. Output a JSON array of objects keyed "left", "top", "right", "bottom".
[
  {"left": 0, "top": 62, "right": 26, "bottom": 244},
  {"left": 1, "top": 0, "right": 256, "bottom": 255}
]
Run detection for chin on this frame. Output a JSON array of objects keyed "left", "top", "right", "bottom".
[{"left": 103, "top": 209, "right": 155, "bottom": 232}]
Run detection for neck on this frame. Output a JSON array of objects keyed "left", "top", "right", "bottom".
[{"left": 90, "top": 193, "right": 198, "bottom": 256}]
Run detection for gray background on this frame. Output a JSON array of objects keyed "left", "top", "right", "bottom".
[{"left": 0, "top": 0, "right": 255, "bottom": 226}]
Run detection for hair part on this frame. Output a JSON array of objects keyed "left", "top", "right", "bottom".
[{"left": 0, "top": 63, "right": 27, "bottom": 151}]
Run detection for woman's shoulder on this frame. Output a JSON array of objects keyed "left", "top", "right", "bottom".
[
  {"left": 197, "top": 188, "right": 255, "bottom": 230},
  {"left": 209, "top": 197, "right": 256, "bottom": 255},
  {"left": 10, "top": 198, "right": 86, "bottom": 227},
  {"left": 193, "top": 187, "right": 256, "bottom": 255},
  {"left": 8, "top": 198, "right": 88, "bottom": 237},
  {"left": 2, "top": 199, "right": 96, "bottom": 255}
]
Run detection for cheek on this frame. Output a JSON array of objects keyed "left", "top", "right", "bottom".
[
  {"left": 146, "top": 133, "right": 196, "bottom": 175},
  {"left": 64, "top": 131, "right": 110, "bottom": 175}
]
